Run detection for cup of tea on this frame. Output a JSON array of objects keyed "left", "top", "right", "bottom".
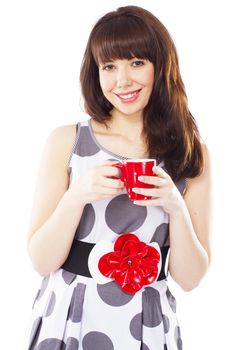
[{"left": 112, "top": 159, "right": 156, "bottom": 200}]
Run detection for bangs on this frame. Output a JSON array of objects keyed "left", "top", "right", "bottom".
[{"left": 91, "top": 16, "right": 155, "bottom": 64}]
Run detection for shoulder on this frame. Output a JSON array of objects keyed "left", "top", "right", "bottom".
[
  {"left": 45, "top": 124, "right": 77, "bottom": 151},
  {"left": 46, "top": 124, "right": 77, "bottom": 145},
  {"left": 41, "top": 124, "right": 78, "bottom": 169},
  {"left": 185, "top": 142, "right": 212, "bottom": 195}
]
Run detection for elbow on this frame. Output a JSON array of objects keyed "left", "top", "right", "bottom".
[
  {"left": 27, "top": 243, "right": 65, "bottom": 277},
  {"left": 28, "top": 252, "right": 51, "bottom": 277},
  {"left": 179, "top": 266, "right": 210, "bottom": 292},
  {"left": 27, "top": 241, "right": 52, "bottom": 277},
  {"left": 170, "top": 273, "right": 202, "bottom": 292},
  {"left": 180, "top": 280, "right": 200, "bottom": 292},
  {"left": 174, "top": 262, "right": 210, "bottom": 292},
  {"left": 31, "top": 260, "right": 51, "bottom": 278}
]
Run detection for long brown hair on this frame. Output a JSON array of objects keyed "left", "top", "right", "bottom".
[{"left": 80, "top": 5, "right": 204, "bottom": 181}]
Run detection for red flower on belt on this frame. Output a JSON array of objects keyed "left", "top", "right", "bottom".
[{"left": 98, "top": 233, "right": 161, "bottom": 294}]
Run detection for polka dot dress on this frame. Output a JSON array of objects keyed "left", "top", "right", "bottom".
[{"left": 26, "top": 119, "right": 186, "bottom": 350}]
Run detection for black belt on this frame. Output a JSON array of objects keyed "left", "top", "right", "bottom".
[{"left": 61, "top": 239, "right": 169, "bottom": 281}]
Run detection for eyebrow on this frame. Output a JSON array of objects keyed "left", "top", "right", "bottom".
[{"left": 99, "top": 57, "right": 145, "bottom": 65}]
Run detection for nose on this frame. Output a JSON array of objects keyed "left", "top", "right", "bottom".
[{"left": 116, "top": 66, "right": 132, "bottom": 89}]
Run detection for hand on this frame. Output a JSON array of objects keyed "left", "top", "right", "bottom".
[
  {"left": 70, "top": 160, "right": 125, "bottom": 205},
  {"left": 132, "top": 165, "right": 186, "bottom": 216}
]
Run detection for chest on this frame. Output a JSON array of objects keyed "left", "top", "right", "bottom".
[{"left": 94, "top": 132, "right": 149, "bottom": 159}]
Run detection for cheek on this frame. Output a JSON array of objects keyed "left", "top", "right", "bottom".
[
  {"left": 134, "top": 67, "right": 154, "bottom": 87},
  {"left": 146, "top": 67, "right": 155, "bottom": 86},
  {"left": 99, "top": 74, "right": 114, "bottom": 93}
]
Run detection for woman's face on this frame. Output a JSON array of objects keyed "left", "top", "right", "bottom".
[{"left": 98, "top": 58, "right": 154, "bottom": 118}]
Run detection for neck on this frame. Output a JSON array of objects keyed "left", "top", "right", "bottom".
[{"left": 106, "top": 111, "right": 144, "bottom": 142}]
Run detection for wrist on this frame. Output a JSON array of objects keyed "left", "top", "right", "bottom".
[
  {"left": 169, "top": 201, "right": 188, "bottom": 220},
  {"left": 65, "top": 185, "right": 87, "bottom": 208}
]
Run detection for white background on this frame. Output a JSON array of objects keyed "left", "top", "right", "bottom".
[{"left": 0, "top": 0, "right": 232, "bottom": 349}]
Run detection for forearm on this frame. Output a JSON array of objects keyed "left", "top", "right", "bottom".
[
  {"left": 168, "top": 205, "right": 209, "bottom": 291},
  {"left": 27, "top": 188, "right": 85, "bottom": 276}
]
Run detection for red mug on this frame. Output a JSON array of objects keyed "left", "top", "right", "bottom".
[{"left": 113, "top": 159, "right": 156, "bottom": 200}]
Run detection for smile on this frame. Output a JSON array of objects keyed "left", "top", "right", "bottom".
[{"left": 114, "top": 89, "right": 142, "bottom": 103}]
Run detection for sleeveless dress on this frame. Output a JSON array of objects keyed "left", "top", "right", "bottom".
[{"left": 26, "top": 119, "right": 186, "bottom": 350}]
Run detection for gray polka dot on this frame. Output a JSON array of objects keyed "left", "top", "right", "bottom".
[
  {"left": 82, "top": 331, "right": 114, "bottom": 350},
  {"left": 108, "top": 157, "right": 120, "bottom": 162},
  {"left": 45, "top": 291, "right": 56, "bottom": 317},
  {"left": 141, "top": 343, "right": 150, "bottom": 350},
  {"left": 129, "top": 313, "right": 142, "bottom": 341},
  {"left": 150, "top": 223, "right": 169, "bottom": 246},
  {"left": 175, "top": 179, "right": 186, "bottom": 195},
  {"left": 166, "top": 288, "right": 176, "bottom": 312},
  {"left": 97, "top": 281, "right": 134, "bottom": 306},
  {"left": 29, "top": 317, "right": 42, "bottom": 347},
  {"left": 68, "top": 283, "right": 86, "bottom": 322},
  {"left": 36, "top": 275, "right": 49, "bottom": 301},
  {"left": 74, "top": 126, "right": 100, "bottom": 157},
  {"left": 164, "top": 345, "right": 168, "bottom": 350},
  {"left": 66, "top": 337, "right": 79, "bottom": 349},
  {"left": 142, "top": 287, "right": 163, "bottom": 327},
  {"left": 75, "top": 204, "right": 95, "bottom": 239},
  {"left": 62, "top": 270, "right": 77, "bottom": 285},
  {"left": 37, "top": 338, "right": 65, "bottom": 350},
  {"left": 105, "top": 194, "right": 147, "bottom": 234},
  {"left": 163, "top": 314, "right": 170, "bottom": 333},
  {"left": 175, "top": 326, "right": 183, "bottom": 350},
  {"left": 177, "top": 338, "right": 183, "bottom": 350},
  {"left": 32, "top": 289, "right": 40, "bottom": 309}
]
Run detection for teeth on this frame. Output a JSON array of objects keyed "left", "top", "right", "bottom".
[{"left": 118, "top": 91, "right": 139, "bottom": 99}]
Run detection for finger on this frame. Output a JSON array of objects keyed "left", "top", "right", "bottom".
[
  {"left": 99, "top": 186, "right": 123, "bottom": 196},
  {"left": 98, "top": 160, "right": 121, "bottom": 167},
  {"left": 152, "top": 166, "right": 169, "bottom": 178},
  {"left": 133, "top": 198, "right": 163, "bottom": 206},
  {"left": 102, "top": 177, "right": 125, "bottom": 189},
  {"left": 132, "top": 187, "right": 161, "bottom": 197},
  {"left": 97, "top": 163, "right": 122, "bottom": 178},
  {"left": 103, "top": 166, "right": 123, "bottom": 178},
  {"left": 97, "top": 160, "right": 120, "bottom": 170},
  {"left": 138, "top": 175, "right": 166, "bottom": 186}
]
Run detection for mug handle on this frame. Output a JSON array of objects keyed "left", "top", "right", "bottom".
[{"left": 112, "top": 163, "right": 126, "bottom": 182}]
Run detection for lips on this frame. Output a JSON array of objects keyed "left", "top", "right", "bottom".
[{"left": 114, "top": 89, "right": 142, "bottom": 103}]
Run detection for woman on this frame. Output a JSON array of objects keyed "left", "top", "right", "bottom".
[{"left": 26, "top": 5, "right": 212, "bottom": 350}]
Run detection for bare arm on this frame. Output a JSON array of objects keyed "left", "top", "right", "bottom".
[
  {"left": 168, "top": 144, "right": 212, "bottom": 290},
  {"left": 27, "top": 125, "right": 124, "bottom": 276},
  {"left": 27, "top": 125, "right": 85, "bottom": 276},
  {"left": 132, "top": 143, "right": 212, "bottom": 291}
]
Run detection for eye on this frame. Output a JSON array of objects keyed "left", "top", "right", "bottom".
[
  {"left": 132, "top": 60, "right": 145, "bottom": 67},
  {"left": 101, "top": 64, "right": 115, "bottom": 71}
]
